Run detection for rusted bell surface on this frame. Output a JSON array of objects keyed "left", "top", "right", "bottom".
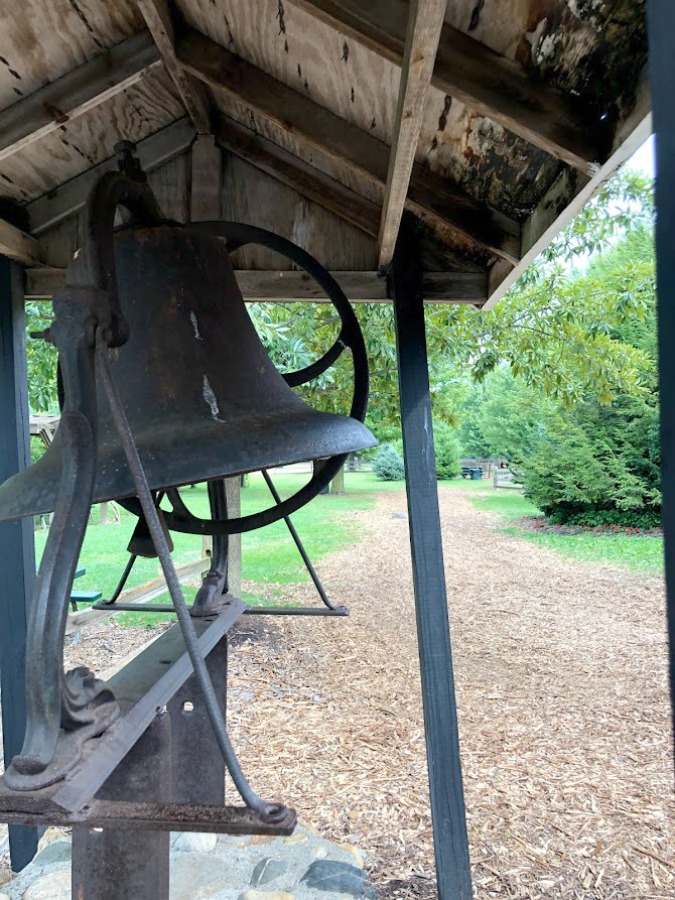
[{"left": 0, "top": 226, "right": 375, "bottom": 521}]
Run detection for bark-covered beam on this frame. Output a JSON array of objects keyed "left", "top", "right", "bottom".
[
  {"left": 378, "top": 0, "right": 446, "bottom": 266},
  {"left": 0, "top": 31, "right": 161, "bottom": 164},
  {"left": 290, "top": 0, "right": 604, "bottom": 174},
  {"left": 176, "top": 26, "right": 520, "bottom": 265}
]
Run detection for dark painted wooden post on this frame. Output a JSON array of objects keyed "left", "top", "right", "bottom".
[
  {"left": 0, "top": 257, "right": 39, "bottom": 869},
  {"left": 646, "top": 0, "right": 675, "bottom": 765},
  {"left": 389, "top": 215, "right": 473, "bottom": 898}
]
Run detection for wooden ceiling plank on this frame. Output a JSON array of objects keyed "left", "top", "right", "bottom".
[
  {"left": 136, "top": 0, "right": 211, "bottom": 134},
  {"left": 176, "top": 27, "right": 519, "bottom": 263},
  {"left": 378, "top": 0, "right": 447, "bottom": 267},
  {"left": 0, "top": 32, "right": 161, "bottom": 165},
  {"left": 27, "top": 118, "right": 196, "bottom": 235},
  {"left": 0, "top": 220, "right": 41, "bottom": 265},
  {"left": 26, "top": 266, "right": 485, "bottom": 303},
  {"left": 290, "top": 0, "right": 603, "bottom": 173},
  {"left": 216, "top": 117, "right": 381, "bottom": 238}
]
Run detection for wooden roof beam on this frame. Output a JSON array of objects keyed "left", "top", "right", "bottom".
[
  {"left": 27, "top": 118, "right": 196, "bottom": 234},
  {"left": 26, "top": 266, "right": 487, "bottom": 304},
  {"left": 176, "top": 27, "right": 520, "bottom": 265},
  {"left": 215, "top": 116, "right": 380, "bottom": 238},
  {"left": 378, "top": 0, "right": 446, "bottom": 267},
  {"left": 0, "top": 219, "right": 41, "bottom": 266},
  {"left": 135, "top": 0, "right": 211, "bottom": 134},
  {"left": 484, "top": 74, "right": 652, "bottom": 309},
  {"left": 290, "top": 0, "right": 604, "bottom": 174},
  {"left": 0, "top": 31, "right": 161, "bottom": 164}
]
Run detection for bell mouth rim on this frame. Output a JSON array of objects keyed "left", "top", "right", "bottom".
[{"left": 0, "top": 415, "right": 377, "bottom": 521}]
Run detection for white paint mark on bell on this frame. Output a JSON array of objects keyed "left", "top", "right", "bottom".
[
  {"left": 190, "top": 311, "right": 203, "bottom": 341},
  {"left": 202, "top": 375, "right": 224, "bottom": 422}
]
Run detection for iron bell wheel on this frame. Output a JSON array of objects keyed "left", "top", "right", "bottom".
[{"left": 0, "top": 206, "right": 375, "bottom": 535}]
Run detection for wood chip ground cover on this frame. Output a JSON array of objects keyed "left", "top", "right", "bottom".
[{"left": 65, "top": 486, "right": 674, "bottom": 897}]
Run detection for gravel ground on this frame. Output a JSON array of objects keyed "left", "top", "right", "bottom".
[{"left": 2, "top": 485, "right": 672, "bottom": 898}]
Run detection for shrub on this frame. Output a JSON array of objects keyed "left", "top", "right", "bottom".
[
  {"left": 433, "top": 421, "right": 461, "bottom": 480},
  {"left": 373, "top": 444, "right": 405, "bottom": 481}
]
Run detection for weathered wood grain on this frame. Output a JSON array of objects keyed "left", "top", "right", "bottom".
[
  {"left": 26, "top": 266, "right": 486, "bottom": 303},
  {"left": 190, "top": 133, "right": 222, "bottom": 221},
  {"left": 27, "top": 118, "right": 195, "bottom": 234},
  {"left": 1, "top": 66, "right": 185, "bottom": 206},
  {"left": 0, "top": 0, "right": 142, "bottom": 110},
  {"left": 0, "top": 32, "right": 161, "bottom": 164},
  {"left": 0, "top": 219, "right": 40, "bottom": 265},
  {"left": 136, "top": 0, "right": 211, "bottom": 133},
  {"left": 378, "top": 0, "right": 447, "bottom": 266},
  {"left": 176, "top": 26, "right": 520, "bottom": 263},
  {"left": 290, "top": 0, "right": 603, "bottom": 172},
  {"left": 216, "top": 117, "right": 381, "bottom": 238}
]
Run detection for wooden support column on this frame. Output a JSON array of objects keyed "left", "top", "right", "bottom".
[
  {"left": 646, "top": 0, "right": 675, "bottom": 763},
  {"left": 189, "top": 134, "right": 242, "bottom": 596},
  {"left": 389, "top": 215, "right": 472, "bottom": 898},
  {"left": 0, "top": 259, "right": 38, "bottom": 871}
]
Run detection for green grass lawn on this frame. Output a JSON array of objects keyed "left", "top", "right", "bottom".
[
  {"left": 462, "top": 484, "right": 664, "bottom": 576},
  {"left": 36, "top": 470, "right": 391, "bottom": 626}
]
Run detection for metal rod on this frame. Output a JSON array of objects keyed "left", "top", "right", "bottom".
[
  {"left": 261, "top": 469, "right": 339, "bottom": 611},
  {"left": 94, "top": 603, "right": 348, "bottom": 617},
  {"left": 106, "top": 554, "right": 137, "bottom": 605},
  {"left": 96, "top": 336, "right": 285, "bottom": 823},
  {"left": 244, "top": 606, "right": 348, "bottom": 617},
  {"left": 390, "top": 214, "right": 473, "bottom": 899}
]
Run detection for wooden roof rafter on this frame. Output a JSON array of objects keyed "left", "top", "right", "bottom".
[
  {"left": 289, "top": 0, "right": 605, "bottom": 174},
  {"left": 0, "top": 219, "right": 40, "bottom": 267},
  {"left": 27, "top": 118, "right": 196, "bottom": 234},
  {"left": 378, "top": 0, "right": 447, "bottom": 267},
  {"left": 0, "top": 31, "right": 162, "bottom": 165},
  {"left": 25, "top": 265, "right": 487, "bottom": 304},
  {"left": 135, "top": 0, "right": 211, "bottom": 134},
  {"left": 175, "top": 25, "right": 521, "bottom": 266}
]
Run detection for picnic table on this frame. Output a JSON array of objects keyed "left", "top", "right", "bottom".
[{"left": 68, "top": 567, "right": 102, "bottom": 611}]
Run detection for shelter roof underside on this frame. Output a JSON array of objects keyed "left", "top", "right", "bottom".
[{"left": 0, "top": 0, "right": 651, "bottom": 307}]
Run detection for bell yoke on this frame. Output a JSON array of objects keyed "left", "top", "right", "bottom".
[{"left": 0, "top": 148, "right": 375, "bottom": 830}]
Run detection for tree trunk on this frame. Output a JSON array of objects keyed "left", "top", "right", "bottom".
[{"left": 330, "top": 465, "right": 345, "bottom": 494}]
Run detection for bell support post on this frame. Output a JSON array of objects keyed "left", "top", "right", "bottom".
[
  {"left": 0, "top": 256, "right": 39, "bottom": 869},
  {"left": 646, "top": 0, "right": 675, "bottom": 765},
  {"left": 389, "top": 214, "right": 473, "bottom": 899}
]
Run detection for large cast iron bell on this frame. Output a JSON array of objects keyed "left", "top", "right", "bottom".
[
  {"left": 0, "top": 161, "right": 375, "bottom": 804},
  {"left": 0, "top": 225, "right": 375, "bottom": 523}
]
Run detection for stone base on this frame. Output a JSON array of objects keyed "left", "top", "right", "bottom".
[{"left": 0, "top": 824, "right": 375, "bottom": 899}]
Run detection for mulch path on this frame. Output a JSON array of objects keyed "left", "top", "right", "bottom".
[
  {"left": 222, "top": 486, "right": 673, "bottom": 898},
  {"left": 10, "top": 485, "right": 674, "bottom": 898}
]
